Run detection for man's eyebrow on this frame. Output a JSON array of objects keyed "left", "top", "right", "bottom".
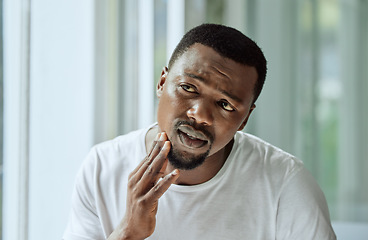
[
  {"left": 184, "top": 72, "right": 206, "bottom": 82},
  {"left": 184, "top": 72, "right": 242, "bottom": 103},
  {"left": 221, "top": 90, "right": 242, "bottom": 103}
]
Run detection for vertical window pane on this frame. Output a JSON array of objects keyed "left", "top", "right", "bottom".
[
  {"left": 153, "top": 0, "right": 168, "bottom": 114},
  {"left": 317, "top": 0, "right": 340, "bottom": 219},
  {"left": 0, "top": 0, "right": 4, "bottom": 237}
]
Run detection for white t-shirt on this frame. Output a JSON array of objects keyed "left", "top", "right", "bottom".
[{"left": 63, "top": 125, "right": 336, "bottom": 240}]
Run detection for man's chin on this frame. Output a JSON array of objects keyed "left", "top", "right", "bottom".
[{"left": 167, "top": 147, "right": 210, "bottom": 170}]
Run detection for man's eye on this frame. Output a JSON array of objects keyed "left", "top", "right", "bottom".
[
  {"left": 181, "top": 84, "right": 196, "bottom": 93},
  {"left": 219, "top": 101, "right": 235, "bottom": 111}
]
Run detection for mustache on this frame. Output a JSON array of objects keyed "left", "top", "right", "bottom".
[{"left": 174, "top": 120, "right": 214, "bottom": 143}]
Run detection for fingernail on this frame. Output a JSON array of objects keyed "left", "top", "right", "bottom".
[
  {"left": 159, "top": 132, "right": 166, "bottom": 141},
  {"left": 172, "top": 169, "right": 179, "bottom": 176}
]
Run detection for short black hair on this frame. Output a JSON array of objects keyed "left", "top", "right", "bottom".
[{"left": 168, "top": 23, "right": 267, "bottom": 104}]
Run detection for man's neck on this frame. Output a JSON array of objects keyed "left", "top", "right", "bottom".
[{"left": 145, "top": 126, "right": 233, "bottom": 185}]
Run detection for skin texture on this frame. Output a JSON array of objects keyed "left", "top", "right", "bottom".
[
  {"left": 108, "top": 43, "right": 258, "bottom": 239},
  {"left": 156, "top": 43, "right": 257, "bottom": 185}
]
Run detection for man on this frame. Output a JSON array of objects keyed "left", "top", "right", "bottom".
[{"left": 64, "top": 24, "right": 336, "bottom": 239}]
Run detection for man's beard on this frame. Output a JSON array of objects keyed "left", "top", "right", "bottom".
[
  {"left": 167, "top": 145, "right": 211, "bottom": 170},
  {"left": 167, "top": 120, "right": 214, "bottom": 170}
]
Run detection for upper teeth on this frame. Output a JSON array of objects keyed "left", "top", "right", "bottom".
[
  {"left": 178, "top": 126, "right": 207, "bottom": 141},
  {"left": 186, "top": 132, "right": 198, "bottom": 140}
]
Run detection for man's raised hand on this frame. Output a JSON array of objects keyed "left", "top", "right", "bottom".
[{"left": 108, "top": 132, "right": 179, "bottom": 240}]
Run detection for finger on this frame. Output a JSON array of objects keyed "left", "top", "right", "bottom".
[
  {"left": 147, "top": 132, "right": 165, "bottom": 158},
  {"left": 146, "top": 169, "right": 180, "bottom": 201},
  {"left": 140, "top": 140, "right": 171, "bottom": 187},
  {"left": 131, "top": 133, "right": 167, "bottom": 183},
  {"left": 158, "top": 157, "right": 168, "bottom": 176},
  {"left": 129, "top": 133, "right": 161, "bottom": 178},
  {"left": 146, "top": 133, "right": 167, "bottom": 163}
]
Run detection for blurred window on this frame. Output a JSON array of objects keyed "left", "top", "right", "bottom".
[{"left": 0, "top": 0, "right": 3, "bottom": 238}]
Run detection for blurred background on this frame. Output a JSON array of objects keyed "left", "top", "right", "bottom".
[{"left": 2, "top": 0, "right": 368, "bottom": 239}]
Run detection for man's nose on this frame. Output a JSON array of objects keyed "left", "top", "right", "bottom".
[{"left": 186, "top": 101, "right": 214, "bottom": 126}]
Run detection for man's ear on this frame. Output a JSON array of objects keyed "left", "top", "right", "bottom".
[
  {"left": 238, "top": 104, "right": 256, "bottom": 131},
  {"left": 157, "top": 67, "right": 168, "bottom": 98}
]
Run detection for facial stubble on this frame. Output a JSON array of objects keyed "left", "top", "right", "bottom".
[
  {"left": 167, "top": 143, "right": 211, "bottom": 170},
  {"left": 165, "top": 120, "right": 214, "bottom": 170}
]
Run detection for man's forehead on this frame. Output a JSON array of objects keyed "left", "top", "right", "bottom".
[
  {"left": 168, "top": 43, "right": 258, "bottom": 95},
  {"left": 172, "top": 44, "right": 256, "bottom": 77},
  {"left": 182, "top": 71, "right": 244, "bottom": 104},
  {"left": 171, "top": 44, "right": 234, "bottom": 73}
]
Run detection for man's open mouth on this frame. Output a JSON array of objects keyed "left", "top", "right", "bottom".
[{"left": 177, "top": 125, "right": 209, "bottom": 149}]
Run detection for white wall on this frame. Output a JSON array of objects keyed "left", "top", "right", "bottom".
[{"left": 3, "top": 0, "right": 96, "bottom": 239}]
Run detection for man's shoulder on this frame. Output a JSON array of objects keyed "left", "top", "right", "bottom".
[
  {"left": 80, "top": 127, "right": 148, "bottom": 171},
  {"left": 235, "top": 131, "right": 296, "bottom": 157},
  {"left": 234, "top": 131, "right": 304, "bottom": 174},
  {"left": 93, "top": 127, "right": 147, "bottom": 154},
  {"left": 77, "top": 127, "right": 149, "bottom": 181}
]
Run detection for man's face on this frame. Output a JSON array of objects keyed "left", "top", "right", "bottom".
[{"left": 156, "top": 43, "right": 257, "bottom": 170}]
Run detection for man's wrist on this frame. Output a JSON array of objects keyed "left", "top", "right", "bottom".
[{"left": 107, "top": 221, "right": 144, "bottom": 240}]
